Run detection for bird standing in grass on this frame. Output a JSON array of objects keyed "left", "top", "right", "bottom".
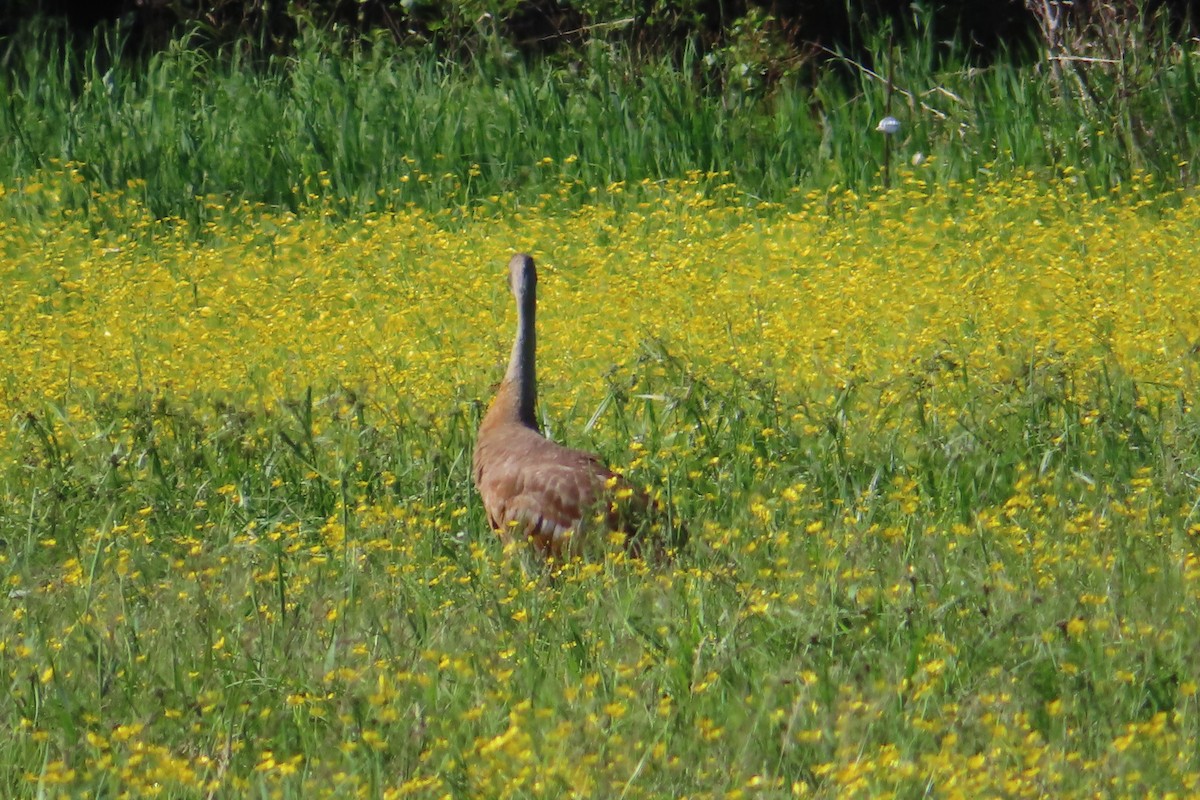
[{"left": 472, "top": 253, "right": 683, "bottom": 559}]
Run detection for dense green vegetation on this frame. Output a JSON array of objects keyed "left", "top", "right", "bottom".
[{"left": 1, "top": 5, "right": 1197, "bottom": 224}]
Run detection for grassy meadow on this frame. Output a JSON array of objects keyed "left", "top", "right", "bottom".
[
  {"left": 3, "top": 11, "right": 1200, "bottom": 797},
  {"left": 3, "top": 19, "right": 1199, "bottom": 221},
  {"left": 3, "top": 162, "right": 1200, "bottom": 798}
]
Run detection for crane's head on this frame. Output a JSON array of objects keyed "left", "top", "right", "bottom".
[{"left": 508, "top": 253, "right": 537, "bottom": 301}]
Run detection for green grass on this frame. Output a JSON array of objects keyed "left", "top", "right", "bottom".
[
  {"left": 4, "top": 336, "right": 1200, "bottom": 797},
  {"left": 1, "top": 17, "right": 1198, "bottom": 226}
]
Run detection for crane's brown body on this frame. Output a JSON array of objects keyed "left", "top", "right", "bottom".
[{"left": 472, "top": 253, "right": 663, "bottom": 559}]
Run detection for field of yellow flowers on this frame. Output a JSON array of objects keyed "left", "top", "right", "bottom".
[{"left": 2, "top": 167, "right": 1200, "bottom": 798}]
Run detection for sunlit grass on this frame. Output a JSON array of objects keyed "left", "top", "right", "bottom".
[
  {"left": 2, "top": 167, "right": 1200, "bottom": 797},
  {"left": 3, "top": 22, "right": 1198, "bottom": 222}
]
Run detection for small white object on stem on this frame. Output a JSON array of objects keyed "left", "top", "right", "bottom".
[{"left": 876, "top": 116, "right": 901, "bottom": 135}]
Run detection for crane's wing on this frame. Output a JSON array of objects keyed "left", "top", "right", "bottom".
[
  {"left": 473, "top": 426, "right": 668, "bottom": 558},
  {"left": 483, "top": 447, "right": 611, "bottom": 552}
]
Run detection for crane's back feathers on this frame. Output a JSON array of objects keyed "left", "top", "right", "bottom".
[{"left": 474, "top": 420, "right": 649, "bottom": 557}]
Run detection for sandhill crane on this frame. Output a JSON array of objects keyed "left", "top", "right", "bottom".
[{"left": 472, "top": 253, "right": 683, "bottom": 559}]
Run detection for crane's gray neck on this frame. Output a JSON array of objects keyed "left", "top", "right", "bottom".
[{"left": 504, "top": 285, "right": 538, "bottom": 429}]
